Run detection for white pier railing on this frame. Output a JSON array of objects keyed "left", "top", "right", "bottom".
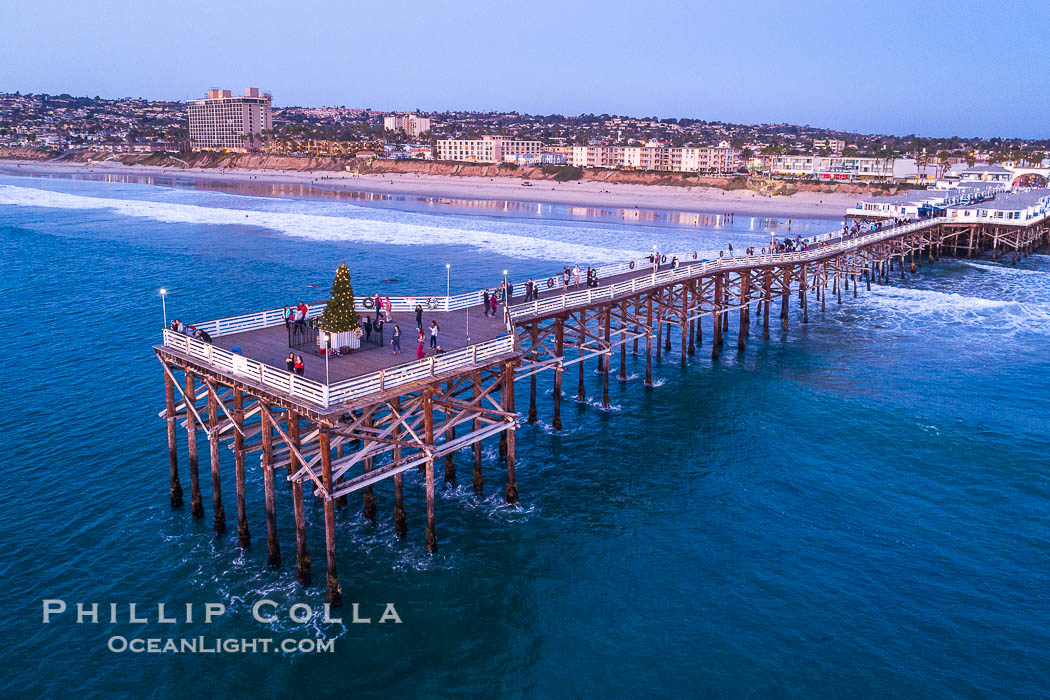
[
  {"left": 507, "top": 218, "right": 940, "bottom": 321},
  {"left": 161, "top": 328, "right": 515, "bottom": 409}
]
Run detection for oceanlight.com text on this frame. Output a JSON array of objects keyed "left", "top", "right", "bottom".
[{"left": 107, "top": 636, "right": 335, "bottom": 654}]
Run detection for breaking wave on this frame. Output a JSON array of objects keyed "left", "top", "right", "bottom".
[
  {"left": 862, "top": 285, "right": 1050, "bottom": 333},
  {"left": 0, "top": 183, "right": 643, "bottom": 263}
]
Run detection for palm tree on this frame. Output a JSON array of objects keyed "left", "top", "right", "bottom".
[{"left": 916, "top": 154, "right": 929, "bottom": 180}]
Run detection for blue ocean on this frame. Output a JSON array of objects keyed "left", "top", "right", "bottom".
[{"left": 1, "top": 172, "right": 1047, "bottom": 698}]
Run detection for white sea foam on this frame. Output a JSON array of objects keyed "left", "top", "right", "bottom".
[
  {"left": 962, "top": 260, "right": 1046, "bottom": 276},
  {"left": 0, "top": 183, "right": 644, "bottom": 263},
  {"left": 863, "top": 284, "right": 1050, "bottom": 332}
]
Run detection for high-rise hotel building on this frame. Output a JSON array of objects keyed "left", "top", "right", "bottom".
[{"left": 188, "top": 87, "right": 272, "bottom": 151}]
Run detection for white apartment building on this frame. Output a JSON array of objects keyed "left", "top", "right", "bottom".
[
  {"left": 383, "top": 113, "right": 432, "bottom": 138},
  {"left": 436, "top": 135, "right": 543, "bottom": 163},
  {"left": 770, "top": 154, "right": 893, "bottom": 181},
  {"left": 569, "top": 141, "right": 735, "bottom": 174},
  {"left": 812, "top": 138, "right": 846, "bottom": 154},
  {"left": 188, "top": 88, "right": 272, "bottom": 151}
]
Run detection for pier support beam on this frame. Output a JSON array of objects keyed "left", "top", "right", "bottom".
[
  {"left": 261, "top": 404, "right": 280, "bottom": 567},
  {"left": 185, "top": 372, "right": 203, "bottom": 520},
  {"left": 763, "top": 270, "right": 772, "bottom": 339},
  {"left": 528, "top": 326, "right": 538, "bottom": 423},
  {"left": 363, "top": 413, "right": 378, "bottom": 519},
  {"left": 738, "top": 272, "right": 749, "bottom": 351},
  {"left": 504, "top": 363, "right": 518, "bottom": 504},
  {"left": 619, "top": 301, "right": 628, "bottom": 381},
  {"left": 644, "top": 296, "right": 654, "bottom": 386},
  {"left": 392, "top": 396, "right": 407, "bottom": 536},
  {"left": 801, "top": 264, "right": 809, "bottom": 324},
  {"left": 423, "top": 389, "right": 438, "bottom": 552},
  {"left": 164, "top": 369, "right": 183, "bottom": 508},
  {"left": 288, "top": 410, "right": 310, "bottom": 585},
  {"left": 471, "top": 378, "right": 484, "bottom": 496},
  {"left": 233, "top": 389, "right": 250, "bottom": 548},
  {"left": 444, "top": 381, "right": 456, "bottom": 485},
  {"left": 553, "top": 318, "right": 564, "bottom": 430},
  {"left": 577, "top": 320, "right": 586, "bottom": 401},
  {"left": 206, "top": 381, "right": 226, "bottom": 535},
  {"left": 712, "top": 274, "right": 723, "bottom": 359},
  {"left": 687, "top": 282, "right": 696, "bottom": 356},
  {"left": 780, "top": 268, "right": 790, "bottom": 331},
  {"left": 319, "top": 427, "right": 341, "bottom": 607},
  {"left": 602, "top": 305, "right": 611, "bottom": 409}
]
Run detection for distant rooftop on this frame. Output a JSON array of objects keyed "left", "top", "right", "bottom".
[
  {"left": 956, "top": 188, "right": 1050, "bottom": 211},
  {"left": 962, "top": 164, "right": 1012, "bottom": 174}
]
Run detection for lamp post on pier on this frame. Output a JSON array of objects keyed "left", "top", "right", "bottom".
[
  {"left": 445, "top": 263, "right": 451, "bottom": 299},
  {"left": 160, "top": 288, "right": 168, "bottom": 327}
]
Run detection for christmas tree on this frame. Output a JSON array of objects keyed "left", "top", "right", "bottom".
[{"left": 319, "top": 262, "right": 361, "bottom": 332}]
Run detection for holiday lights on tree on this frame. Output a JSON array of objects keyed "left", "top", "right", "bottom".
[{"left": 319, "top": 262, "right": 361, "bottom": 333}]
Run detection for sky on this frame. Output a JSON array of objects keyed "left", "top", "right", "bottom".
[{"left": 2, "top": 0, "right": 1048, "bottom": 139}]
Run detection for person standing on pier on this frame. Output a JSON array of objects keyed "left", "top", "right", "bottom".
[
  {"left": 572, "top": 264, "right": 581, "bottom": 288},
  {"left": 525, "top": 278, "right": 535, "bottom": 301},
  {"left": 429, "top": 320, "right": 439, "bottom": 349},
  {"left": 383, "top": 297, "right": 392, "bottom": 322},
  {"left": 286, "top": 352, "right": 295, "bottom": 371},
  {"left": 482, "top": 289, "right": 491, "bottom": 316},
  {"left": 416, "top": 337, "right": 425, "bottom": 359},
  {"left": 415, "top": 302, "right": 424, "bottom": 329},
  {"left": 489, "top": 292, "right": 498, "bottom": 317},
  {"left": 293, "top": 355, "right": 305, "bottom": 375},
  {"left": 391, "top": 324, "right": 401, "bottom": 355},
  {"left": 506, "top": 280, "right": 514, "bottom": 304}
]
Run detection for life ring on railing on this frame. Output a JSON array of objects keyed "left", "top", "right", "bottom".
[
  {"left": 629, "top": 260, "right": 635, "bottom": 270},
  {"left": 547, "top": 277, "right": 555, "bottom": 288},
  {"left": 362, "top": 298, "right": 374, "bottom": 309},
  {"left": 661, "top": 254, "right": 667, "bottom": 263},
  {"left": 426, "top": 297, "right": 437, "bottom": 310},
  {"left": 692, "top": 251, "right": 697, "bottom": 259}
]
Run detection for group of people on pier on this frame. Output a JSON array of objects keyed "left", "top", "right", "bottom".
[
  {"left": 168, "top": 319, "right": 211, "bottom": 343},
  {"left": 284, "top": 352, "right": 306, "bottom": 375}
]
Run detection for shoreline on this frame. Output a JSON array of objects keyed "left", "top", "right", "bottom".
[{"left": 0, "top": 159, "right": 856, "bottom": 220}]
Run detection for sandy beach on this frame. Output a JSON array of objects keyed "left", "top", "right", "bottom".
[{"left": 0, "top": 159, "right": 859, "bottom": 219}]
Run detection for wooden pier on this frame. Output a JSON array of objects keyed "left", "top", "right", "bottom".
[{"left": 156, "top": 210, "right": 1050, "bottom": 605}]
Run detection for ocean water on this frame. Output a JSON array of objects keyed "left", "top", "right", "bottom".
[{"left": 1, "top": 173, "right": 1047, "bottom": 698}]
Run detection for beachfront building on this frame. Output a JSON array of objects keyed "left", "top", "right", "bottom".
[
  {"left": 435, "top": 135, "right": 544, "bottom": 163},
  {"left": 846, "top": 183, "right": 1008, "bottom": 219},
  {"left": 188, "top": 88, "right": 272, "bottom": 152},
  {"left": 769, "top": 154, "right": 893, "bottom": 181},
  {"left": 958, "top": 164, "right": 1013, "bottom": 183},
  {"left": 568, "top": 141, "right": 735, "bottom": 174},
  {"left": 946, "top": 188, "right": 1050, "bottom": 224},
  {"left": 383, "top": 113, "right": 432, "bottom": 138}
]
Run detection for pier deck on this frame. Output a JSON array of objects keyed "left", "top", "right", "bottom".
[{"left": 212, "top": 307, "right": 509, "bottom": 384}]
